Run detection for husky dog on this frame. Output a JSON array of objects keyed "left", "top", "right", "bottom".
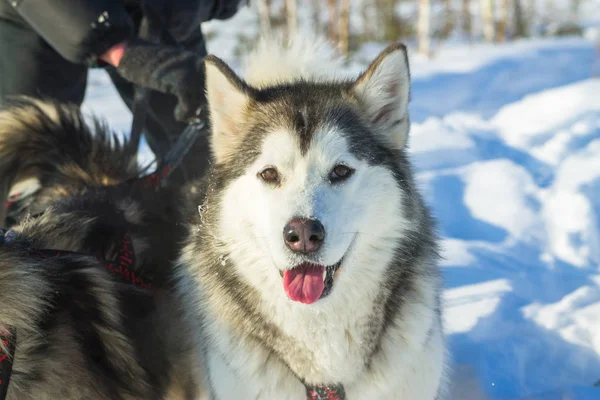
[
  {"left": 177, "top": 37, "right": 448, "bottom": 399},
  {"left": 0, "top": 99, "right": 205, "bottom": 399}
]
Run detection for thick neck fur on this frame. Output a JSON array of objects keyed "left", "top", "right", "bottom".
[{"left": 179, "top": 165, "right": 440, "bottom": 385}]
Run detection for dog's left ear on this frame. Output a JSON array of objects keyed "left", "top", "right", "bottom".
[
  {"left": 351, "top": 43, "right": 411, "bottom": 150},
  {"left": 204, "top": 55, "right": 253, "bottom": 164}
]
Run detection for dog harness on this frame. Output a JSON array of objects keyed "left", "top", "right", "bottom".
[
  {"left": 0, "top": 326, "right": 16, "bottom": 400},
  {"left": 305, "top": 384, "right": 346, "bottom": 400},
  {"left": 0, "top": 226, "right": 150, "bottom": 400},
  {"left": 0, "top": 229, "right": 14, "bottom": 400}
]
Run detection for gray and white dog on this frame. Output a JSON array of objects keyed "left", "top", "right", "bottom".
[{"left": 176, "top": 36, "right": 448, "bottom": 399}]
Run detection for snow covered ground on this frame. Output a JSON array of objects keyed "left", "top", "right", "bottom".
[{"left": 81, "top": 7, "right": 600, "bottom": 399}]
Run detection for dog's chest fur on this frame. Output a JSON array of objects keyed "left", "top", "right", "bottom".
[
  {"left": 282, "top": 314, "right": 371, "bottom": 381},
  {"left": 204, "top": 307, "right": 372, "bottom": 398},
  {"left": 199, "top": 277, "right": 444, "bottom": 400},
  {"left": 276, "top": 299, "right": 375, "bottom": 382}
]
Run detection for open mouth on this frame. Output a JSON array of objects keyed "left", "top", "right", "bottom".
[{"left": 280, "top": 260, "right": 342, "bottom": 304}]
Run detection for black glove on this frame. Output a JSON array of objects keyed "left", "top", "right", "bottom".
[{"left": 116, "top": 39, "right": 206, "bottom": 122}]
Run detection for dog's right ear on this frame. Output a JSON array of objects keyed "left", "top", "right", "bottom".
[
  {"left": 351, "top": 43, "right": 411, "bottom": 150},
  {"left": 204, "top": 56, "right": 252, "bottom": 164}
]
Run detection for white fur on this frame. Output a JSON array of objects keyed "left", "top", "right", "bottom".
[{"left": 244, "top": 35, "right": 346, "bottom": 88}]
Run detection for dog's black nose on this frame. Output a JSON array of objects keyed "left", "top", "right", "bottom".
[{"left": 283, "top": 218, "right": 325, "bottom": 254}]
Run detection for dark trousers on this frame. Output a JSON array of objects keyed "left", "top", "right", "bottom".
[{"left": 0, "top": 16, "right": 210, "bottom": 185}]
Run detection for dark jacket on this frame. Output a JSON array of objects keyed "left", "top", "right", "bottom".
[{"left": 0, "top": 0, "right": 243, "bottom": 66}]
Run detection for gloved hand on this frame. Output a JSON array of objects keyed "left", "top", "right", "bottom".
[{"left": 116, "top": 39, "right": 206, "bottom": 122}]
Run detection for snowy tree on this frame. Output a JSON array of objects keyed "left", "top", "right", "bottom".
[
  {"left": 257, "top": 0, "right": 271, "bottom": 34},
  {"left": 285, "top": 0, "right": 297, "bottom": 37},
  {"left": 461, "top": 0, "right": 473, "bottom": 37},
  {"left": 327, "top": 0, "right": 339, "bottom": 44},
  {"left": 418, "top": 0, "right": 431, "bottom": 55},
  {"left": 481, "top": 0, "right": 496, "bottom": 41},
  {"left": 338, "top": 0, "right": 351, "bottom": 54},
  {"left": 513, "top": 0, "right": 527, "bottom": 37},
  {"left": 312, "top": 0, "right": 322, "bottom": 34},
  {"left": 498, "top": 0, "right": 511, "bottom": 41}
]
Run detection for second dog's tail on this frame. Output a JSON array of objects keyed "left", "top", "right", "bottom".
[{"left": 0, "top": 98, "right": 141, "bottom": 224}]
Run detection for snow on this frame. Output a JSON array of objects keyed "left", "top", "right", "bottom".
[
  {"left": 463, "top": 160, "right": 541, "bottom": 240},
  {"left": 411, "top": 36, "right": 600, "bottom": 397},
  {"left": 80, "top": 5, "right": 600, "bottom": 398},
  {"left": 444, "top": 279, "right": 513, "bottom": 334},
  {"left": 492, "top": 80, "right": 600, "bottom": 156}
]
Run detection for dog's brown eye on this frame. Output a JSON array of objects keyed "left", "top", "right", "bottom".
[
  {"left": 259, "top": 167, "right": 280, "bottom": 184},
  {"left": 329, "top": 164, "right": 354, "bottom": 183}
]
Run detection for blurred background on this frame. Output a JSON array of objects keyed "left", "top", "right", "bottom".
[{"left": 200, "top": 0, "right": 600, "bottom": 61}]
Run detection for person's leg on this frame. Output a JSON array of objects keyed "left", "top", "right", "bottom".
[
  {"left": 0, "top": 17, "right": 87, "bottom": 107},
  {"left": 154, "top": 28, "right": 212, "bottom": 184},
  {"left": 106, "top": 27, "right": 211, "bottom": 185},
  {"left": 104, "top": 68, "right": 174, "bottom": 160}
]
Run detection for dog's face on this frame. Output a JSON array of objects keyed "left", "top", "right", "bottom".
[{"left": 203, "top": 44, "right": 415, "bottom": 306}]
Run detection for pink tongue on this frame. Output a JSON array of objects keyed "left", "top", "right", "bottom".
[{"left": 283, "top": 264, "right": 325, "bottom": 304}]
